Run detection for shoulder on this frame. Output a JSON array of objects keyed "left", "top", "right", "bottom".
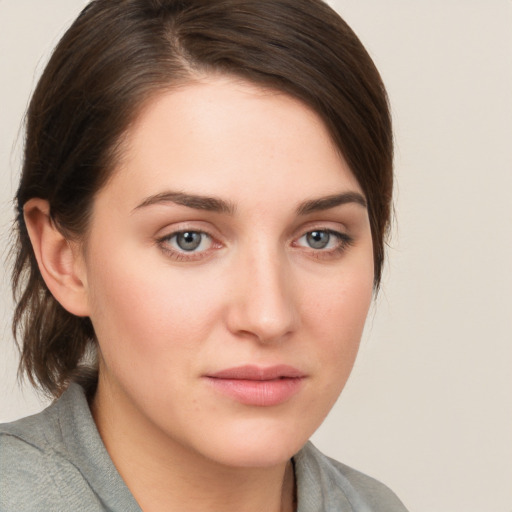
[
  {"left": 1, "top": 419, "right": 57, "bottom": 509},
  {"left": 1, "top": 416, "right": 76, "bottom": 510},
  {"left": 294, "top": 442, "right": 409, "bottom": 512},
  {"left": 0, "top": 389, "right": 105, "bottom": 511}
]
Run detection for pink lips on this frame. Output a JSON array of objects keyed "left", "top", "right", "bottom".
[{"left": 204, "top": 365, "right": 305, "bottom": 406}]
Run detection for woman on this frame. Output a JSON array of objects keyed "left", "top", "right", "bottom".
[{"left": 0, "top": 0, "right": 407, "bottom": 510}]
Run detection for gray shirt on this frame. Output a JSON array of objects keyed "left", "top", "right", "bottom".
[{"left": 0, "top": 384, "right": 408, "bottom": 511}]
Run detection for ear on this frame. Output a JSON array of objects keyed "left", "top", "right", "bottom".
[{"left": 23, "top": 198, "right": 90, "bottom": 317}]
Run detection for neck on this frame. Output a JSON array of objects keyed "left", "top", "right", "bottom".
[{"left": 91, "top": 375, "right": 296, "bottom": 512}]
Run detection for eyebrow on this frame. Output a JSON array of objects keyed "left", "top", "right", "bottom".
[
  {"left": 133, "top": 191, "right": 236, "bottom": 215},
  {"left": 296, "top": 192, "right": 367, "bottom": 215},
  {"left": 133, "top": 190, "right": 366, "bottom": 216}
]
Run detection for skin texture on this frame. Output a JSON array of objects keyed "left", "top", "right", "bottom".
[{"left": 25, "top": 76, "right": 374, "bottom": 511}]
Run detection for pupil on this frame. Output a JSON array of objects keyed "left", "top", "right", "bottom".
[
  {"left": 177, "top": 232, "right": 201, "bottom": 251},
  {"left": 307, "top": 231, "right": 329, "bottom": 249}
]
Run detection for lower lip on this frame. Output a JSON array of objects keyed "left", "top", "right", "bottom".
[{"left": 205, "top": 377, "right": 304, "bottom": 406}]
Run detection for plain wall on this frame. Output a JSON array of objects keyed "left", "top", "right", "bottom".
[{"left": 1, "top": 2, "right": 511, "bottom": 511}]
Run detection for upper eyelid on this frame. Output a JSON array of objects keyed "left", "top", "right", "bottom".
[
  {"left": 155, "top": 227, "right": 352, "bottom": 262},
  {"left": 290, "top": 220, "right": 350, "bottom": 239},
  {"left": 153, "top": 216, "right": 353, "bottom": 239},
  {"left": 158, "top": 230, "right": 216, "bottom": 251},
  {"left": 156, "top": 222, "right": 220, "bottom": 240},
  {"left": 156, "top": 230, "right": 218, "bottom": 261},
  {"left": 160, "top": 228, "right": 210, "bottom": 239},
  {"left": 156, "top": 224, "right": 350, "bottom": 241},
  {"left": 294, "top": 228, "right": 352, "bottom": 245}
]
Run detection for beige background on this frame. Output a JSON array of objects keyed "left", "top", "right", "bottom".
[{"left": 1, "top": 1, "right": 511, "bottom": 511}]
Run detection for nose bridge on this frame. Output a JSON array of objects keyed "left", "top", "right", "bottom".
[{"left": 227, "top": 240, "right": 297, "bottom": 343}]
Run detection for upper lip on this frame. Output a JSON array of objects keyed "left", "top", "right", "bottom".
[{"left": 206, "top": 365, "right": 306, "bottom": 380}]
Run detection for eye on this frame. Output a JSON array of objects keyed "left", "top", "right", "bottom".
[
  {"left": 304, "top": 230, "right": 332, "bottom": 249},
  {"left": 298, "top": 230, "right": 343, "bottom": 250},
  {"left": 293, "top": 228, "right": 354, "bottom": 259},
  {"left": 164, "top": 231, "right": 212, "bottom": 253}
]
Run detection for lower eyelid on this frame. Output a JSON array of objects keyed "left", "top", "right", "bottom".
[
  {"left": 297, "top": 229, "right": 350, "bottom": 244},
  {"left": 156, "top": 229, "right": 224, "bottom": 262},
  {"left": 157, "top": 226, "right": 352, "bottom": 260},
  {"left": 292, "top": 230, "right": 354, "bottom": 259}
]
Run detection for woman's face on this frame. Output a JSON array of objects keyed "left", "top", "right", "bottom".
[{"left": 79, "top": 76, "right": 374, "bottom": 468}]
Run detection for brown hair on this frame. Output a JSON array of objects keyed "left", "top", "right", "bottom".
[{"left": 12, "top": 0, "right": 393, "bottom": 397}]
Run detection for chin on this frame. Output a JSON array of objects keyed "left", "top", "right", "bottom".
[
  {"left": 207, "top": 440, "right": 305, "bottom": 469},
  {"left": 189, "top": 416, "right": 314, "bottom": 469}
]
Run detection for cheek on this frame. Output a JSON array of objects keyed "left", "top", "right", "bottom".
[
  {"left": 85, "top": 265, "right": 220, "bottom": 413},
  {"left": 89, "top": 268, "right": 202, "bottom": 342},
  {"left": 305, "top": 260, "right": 373, "bottom": 334},
  {"left": 283, "top": 267, "right": 373, "bottom": 435},
  {"left": 304, "top": 264, "right": 374, "bottom": 379},
  {"left": 85, "top": 245, "right": 227, "bottom": 373}
]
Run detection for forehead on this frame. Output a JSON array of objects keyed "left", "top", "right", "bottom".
[{"left": 99, "top": 76, "right": 362, "bottom": 210}]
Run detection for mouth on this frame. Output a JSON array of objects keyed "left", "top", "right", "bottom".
[{"left": 204, "top": 365, "right": 306, "bottom": 407}]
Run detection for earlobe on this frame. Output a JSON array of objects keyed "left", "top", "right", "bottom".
[{"left": 23, "top": 198, "right": 90, "bottom": 317}]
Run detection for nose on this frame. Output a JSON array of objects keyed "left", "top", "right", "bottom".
[{"left": 225, "top": 247, "right": 299, "bottom": 344}]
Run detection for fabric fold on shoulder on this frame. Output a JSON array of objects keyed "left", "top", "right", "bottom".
[
  {"left": 294, "top": 442, "right": 409, "bottom": 512},
  {"left": 0, "top": 383, "right": 141, "bottom": 512}
]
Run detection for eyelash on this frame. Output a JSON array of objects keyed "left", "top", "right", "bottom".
[
  {"left": 293, "top": 229, "right": 354, "bottom": 259},
  {"left": 157, "top": 230, "right": 217, "bottom": 262},
  {"left": 156, "top": 228, "right": 353, "bottom": 262}
]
